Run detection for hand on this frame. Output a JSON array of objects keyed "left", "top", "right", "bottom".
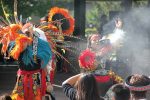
[
  {"left": 115, "top": 18, "right": 123, "bottom": 29},
  {"left": 46, "top": 82, "right": 53, "bottom": 92}
]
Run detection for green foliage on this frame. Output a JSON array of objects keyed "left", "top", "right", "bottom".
[
  {"left": 0, "top": 0, "right": 74, "bottom": 21},
  {"left": 86, "top": 1, "right": 122, "bottom": 36},
  {"left": 85, "top": 27, "right": 97, "bottom": 37},
  {"left": 133, "top": 0, "right": 148, "bottom": 7}
]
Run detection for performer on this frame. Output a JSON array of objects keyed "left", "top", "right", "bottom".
[
  {"left": 78, "top": 20, "right": 125, "bottom": 96},
  {"left": 1, "top": 23, "right": 53, "bottom": 100},
  {"left": 39, "top": 6, "right": 75, "bottom": 82},
  {"left": 78, "top": 48, "right": 123, "bottom": 97}
]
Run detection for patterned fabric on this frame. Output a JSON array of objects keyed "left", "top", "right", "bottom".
[
  {"left": 11, "top": 69, "right": 46, "bottom": 100},
  {"left": 62, "top": 83, "right": 76, "bottom": 100}
]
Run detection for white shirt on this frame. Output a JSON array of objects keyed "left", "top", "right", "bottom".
[{"left": 34, "top": 28, "right": 47, "bottom": 41}]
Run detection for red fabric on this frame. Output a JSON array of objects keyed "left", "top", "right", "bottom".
[
  {"left": 41, "top": 69, "right": 46, "bottom": 96},
  {"left": 50, "top": 71, "right": 54, "bottom": 84},
  {"left": 23, "top": 73, "right": 28, "bottom": 100},
  {"left": 95, "top": 75, "right": 111, "bottom": 83},
  {"left": 29, "top": 74, "right": 34, "bottom": 100},
  {"left": 17, "top": 69, "right": 46, "bottom": 100},
  {"left": 50, "top": 55, "right": 56, "bottom": 84}
]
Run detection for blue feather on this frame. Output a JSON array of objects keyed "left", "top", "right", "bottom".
[{"left": 22, "top": 38, "right": 52, "bottom": 68}]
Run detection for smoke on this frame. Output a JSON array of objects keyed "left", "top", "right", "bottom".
[
  {"left": 112, "top": 7, "right": 150, "bottom": 76},
  {"left": 74, "top": 7, "right": 150, "bottom": 76}
]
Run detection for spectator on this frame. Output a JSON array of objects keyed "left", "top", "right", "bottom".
[
  {"left": 125, "top": 74, "right": 150, "bottom": 100},
  {"left": 62, "top": 73, "right": 104, "bottom": 100},
  {"left": 111, "top": 84, "right": 130, "bottom": 100}
]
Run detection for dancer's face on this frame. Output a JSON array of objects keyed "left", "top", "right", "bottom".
[
  {"left": 22, "top": 23, "right": 34, "bottom": 38},
  {"left": 89, "top": 34, "right": 102, "bottom": 52},
  {"left": 25, "top": 25, "right": 33, "bottom": 38},
  {"left": 90, "top": 39, "right": 101, "bottom": 52}
]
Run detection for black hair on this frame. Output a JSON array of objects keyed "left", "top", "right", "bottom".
[{"left": 112, "top": 84, "right": 130, "bottom": 100}]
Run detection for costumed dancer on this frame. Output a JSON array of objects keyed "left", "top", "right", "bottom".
[
  {"left": 39, "top": 7, "right": 75, "bottom": 83},
  {"left": 78, "top": 21, "right": 125, "bottom": 95},
  {"left": 78, "top": 48, "right": 123, "bottom": 97},
  {"left": 40, "top": 15, "right": 56, "bottom": 85},
  {"left": 0, "top": 19, "right": 53, "bottom": 100},
  {"left": 10, "top": 23, "right": 52, "bottom": 100}
]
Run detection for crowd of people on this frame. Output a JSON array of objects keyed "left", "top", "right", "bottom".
[{"left": 62, "top": 73, "right": 150, "bottom": 100}]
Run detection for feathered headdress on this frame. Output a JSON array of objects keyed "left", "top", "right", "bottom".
[{"left": 48, "top": 7, "right": 74, "bottom": 35}]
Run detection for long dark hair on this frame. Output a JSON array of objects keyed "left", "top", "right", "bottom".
[{"left": 76, "top": 73, "right": 103, "bottom": 100}]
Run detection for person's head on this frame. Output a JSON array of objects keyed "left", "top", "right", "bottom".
[
  {"left": 125, "top": 74, "right": 150, "bottom": 99},
  {"left": 111, "top": 84, "right": 130, "bottom": 100},
  {"left": 0, "top": 94, "right": 12, "bottom": 100},
  {"left": 115, "top": 17, "right": 123, "bottom": 29},
  {"left": 22, "top": 22, "right": 34, "bottom": 37},
  {"left": 40, "top": 15, "right": 48, "bottom": 24},
  {"left": 76, "top": 73, "right": 102, "bottom": 100},
  {"left": 87, "top": 34, "right": 102, "bottom": 51}
]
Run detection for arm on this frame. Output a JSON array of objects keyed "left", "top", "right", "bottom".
[
  {"left": 44, "top": 60, "right": 53, "bottom": 92},
  {"left": 62, "top": 73, "right": 82, "bottom": 86},
  {"left": 62, "top": 73, "right": 82, "bottom": 100}
]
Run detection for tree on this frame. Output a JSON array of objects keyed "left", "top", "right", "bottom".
[
  {"left": 86, "top": 1, "right": 122, "bottom": 36},
  {"left": 0, "top": 0, "right": 74, "bottom": 22}
]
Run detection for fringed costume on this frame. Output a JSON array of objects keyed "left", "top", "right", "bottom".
[{"left": 10, "top": 38, "right": 52, "bottom": 100}]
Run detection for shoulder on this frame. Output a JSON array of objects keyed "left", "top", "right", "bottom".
[
  {"left": 34, "top": 28, "right": 47, "bottom": 41},
  {"left": 62, "top": 83, "right": 76, "bottom": 100}
]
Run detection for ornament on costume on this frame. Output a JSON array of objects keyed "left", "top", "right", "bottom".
[
  {"left": 78, "top": 49, "right": 96, "bottom": 71},
  {"left": 108, "top": 70, "right": 123, "bottom": 83}
]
